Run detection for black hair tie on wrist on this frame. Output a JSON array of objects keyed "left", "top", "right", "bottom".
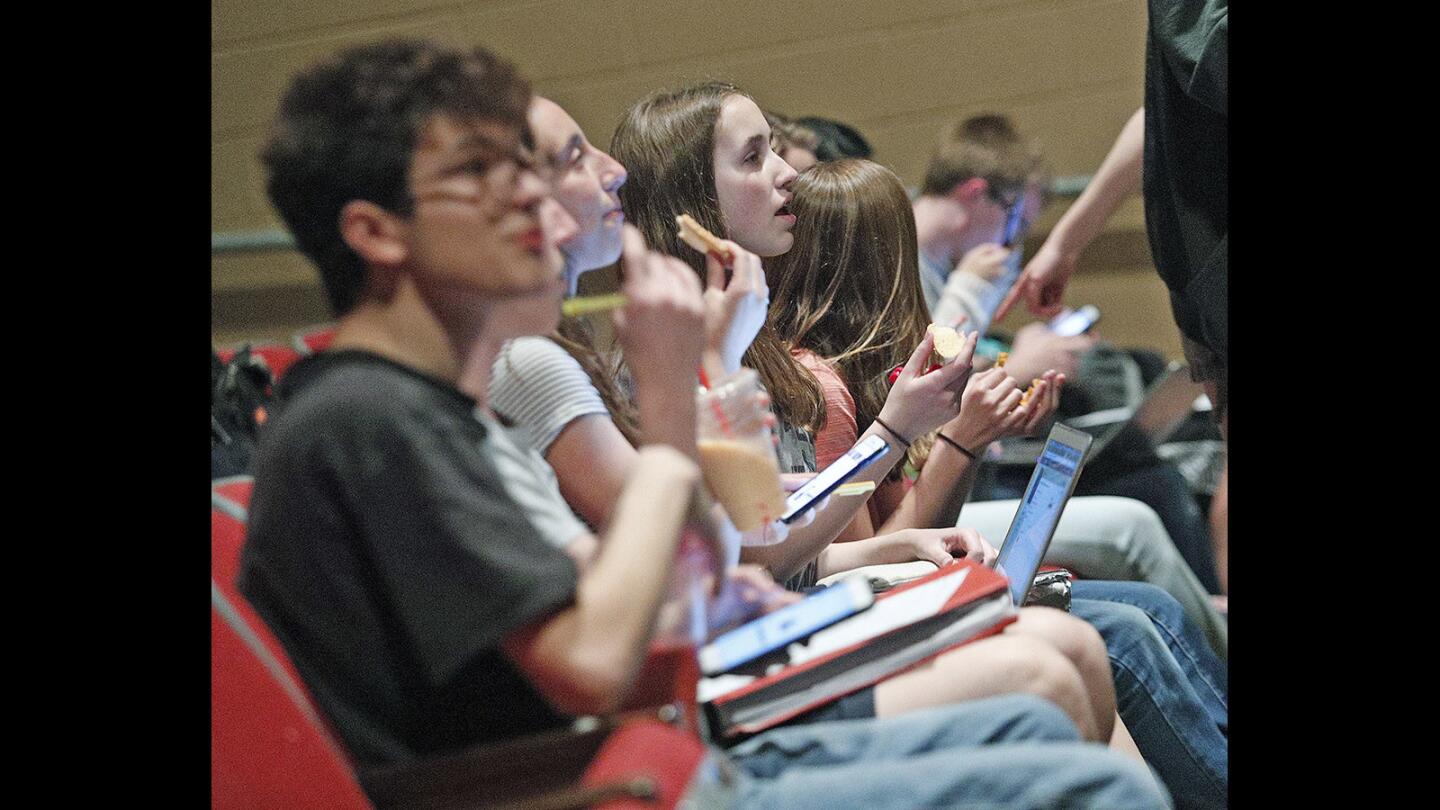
[
  {"left": 937, "top": 433, "right": 978, "bottom": 461},
  {"left": 873, "top": 417, "right": 912, "bottom": 448}
]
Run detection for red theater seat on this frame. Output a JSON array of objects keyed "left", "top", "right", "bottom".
[
  {"left": 212, "top": 478, "right": 303, "bottom": 687},
  {"left": 212, "top": 584, "right": 371, "bottom": 810},
  {"left": 212, "top": 476, "right": 253, "bottom": 511}
]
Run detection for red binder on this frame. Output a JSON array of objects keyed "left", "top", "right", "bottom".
[{"left": 699, "top": 560, "right": 1017, "bottom": 739}]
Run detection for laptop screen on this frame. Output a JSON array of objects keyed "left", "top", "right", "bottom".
[{"left": 994, "top": 427, "right": 1091, "bottom": 605}]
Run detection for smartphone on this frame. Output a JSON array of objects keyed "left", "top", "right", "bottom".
[
  {"left": 779, "top": 434, "right": 889, "bottom": 523},
  {"left": 1048, "top": 305, "right": 1101, "bottom": 337},
  {"left": 1001, "top": 197, "right": 1027, "bottom": 248},
  {"left": 698, "top": 575, "right": 875, "bottom": 676}
]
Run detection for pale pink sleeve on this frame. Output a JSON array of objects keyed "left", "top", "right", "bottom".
[{"left": 792, "top": 350, "right": 858, "bottom": 471}]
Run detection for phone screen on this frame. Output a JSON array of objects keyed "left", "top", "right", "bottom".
[
  {"left": 1001, "top": 197, "right": 1027, "bottom": 248},
  {"left": 1048, "top": 305, "right": 1100, "bottom": 337},
  {"left": 699, "top": 577, "right": 874, "bottom": 675},
  {"left": 780, "top": 434, "right": 889, "bottom": 523}
]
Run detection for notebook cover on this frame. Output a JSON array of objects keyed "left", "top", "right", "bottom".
[{"left": 703, "top": 561, "right": 1014, "bottom": 736}]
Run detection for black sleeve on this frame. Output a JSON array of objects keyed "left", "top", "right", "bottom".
[
  {"left": 1150, "top": 0, "right": 1228, "bottom": 115},
  {"left": 339, "top": 396, "right": 580, "bottom": 692}
]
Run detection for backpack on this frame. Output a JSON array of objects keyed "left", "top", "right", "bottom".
[{"left": 212, "top": 346, "right": 275, "bottom": 479}]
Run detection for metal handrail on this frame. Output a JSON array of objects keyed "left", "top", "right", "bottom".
[
  {"left": 211, "top": 174, "right": 1095, "bottom": 256},
  {"left": 212, "top": 229, "right": 295, "bottom": 255},
  {"left": 1049, "top": 175, "right": 1091, "bottom": 197}
]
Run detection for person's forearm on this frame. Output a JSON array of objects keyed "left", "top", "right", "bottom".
[
  {"left": 740, "top": 423, "right": 907, "bottom": 582},
  {"left": 516, "top": 446, "right": 700, "bottom": 714},
  {"left": 633, "top": 375, "right": 699, "bottom": 461},
  {"left": 547, "top": 414, "right": 641, "bottom": 529},
  {"left": 878, "top": 439, "right": 981, "bottom": 534},
  {"left": 1047, "top": 108, "right": 1145, "bottom": 258},
  {"left": 816, "top": 532, "right": 917, "bottom": 578}
]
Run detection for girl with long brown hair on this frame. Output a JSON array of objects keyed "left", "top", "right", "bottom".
[{"left": 765, "top": 158, "right": 1059, "bottom": 542}]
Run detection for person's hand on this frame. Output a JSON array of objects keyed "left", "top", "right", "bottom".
[
  {"left": 703, "top": 240, "right": 770, "bottom": 375},
  {"left": 942, "top": 367, "right": 1026, "bottom": 452},
  {"left": 738, "top": 516, "right": 796, "bottom": 547},
  {"left": 876, "top": 330, "right": 978, "bottom": 440},
  {"left": 899, "top": 527, "right": 999, "bottom": 568},
  {"left": 1003, "top": 322, "right": 1095, "bottom": 384},
  {"left": 955, "top": 243, "right": 1012, "bottom": 283},
  {"left": 614, "top": 225, "right": 706, "bottom": 393},
  {"left": 733, "top": 474, "right": 828, "bottom": 547},
  {"left": 706, "top": 564, "right": 802, "bottom": 637},
  {"left": 780, "top": 472, "right": 831, "bottom": 517},
  {"left": 1009, "top": 370, "right": 1065, "bottom": 438},
  {"left": 995, "top": 241, "right": 1076, "bottom": 321},
  {"left": 780, "top": 472, "right": 816, "bottom": 491}
]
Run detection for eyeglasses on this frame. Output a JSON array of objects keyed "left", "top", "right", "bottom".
[{"left": 412, "top": 137, "right": 551, "bottom": 207}]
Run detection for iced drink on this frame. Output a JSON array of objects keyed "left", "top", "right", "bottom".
[
  {"left": 696, "top": 369, "right": 787, "bottom": 532},
  {"left": 697, "top": 439, "right": 788, "bottom": 531}
]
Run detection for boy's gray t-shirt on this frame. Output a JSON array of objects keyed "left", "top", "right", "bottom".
[{"left": 240, "top": 350, "right": 580, "bottom": 766}]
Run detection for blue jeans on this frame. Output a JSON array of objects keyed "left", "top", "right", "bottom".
[
  {"left": 1071, "top": 587, "right": 1227, "bottom": 809},
  {"left": 727, "top": 694, "right": 1170, "bottom": 808},
  {"left": 1074, "top": 580, "right": 1227, "bottom": 737}
]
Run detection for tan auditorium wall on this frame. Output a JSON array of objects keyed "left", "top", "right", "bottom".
[{"left": 213, "top": 0, "right": 1185, "bottom": 360}]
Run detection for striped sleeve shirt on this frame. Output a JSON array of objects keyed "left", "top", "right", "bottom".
[{"left": 488, "top": 336, "right": 611, "bottom": 456}]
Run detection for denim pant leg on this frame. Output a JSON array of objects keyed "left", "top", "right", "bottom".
[
  {"left": 1072, "top": 581, "right": 1227, "bottom": 736},
  {"left": 1070, "top": 597, "right": 1227, "bottom": 809},
  {"left": 726, "top": 694, "right": 1079, "bottom": 777},
  {"left": 961, "top": 495, "right": 1227, "bottom": 660},
  {"left": 728, "top": 695, "right": 1169, "bottom": 809},
  {"left": 734, "top": 742, "right": 1170, "bottom": 809}
]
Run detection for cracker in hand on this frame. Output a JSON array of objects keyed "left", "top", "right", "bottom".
[{"left": 927, "top": 323, "right": 965, "bottom": 366}]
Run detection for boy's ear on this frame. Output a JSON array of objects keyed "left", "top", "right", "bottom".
[
  {"left": 951, "top": 177, "right": 988, "bottom": 205},
  {"left": 339, "top": 200, "right": 409, "bottom": 268}
]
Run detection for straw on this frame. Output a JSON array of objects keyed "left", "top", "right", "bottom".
[{"left": 560, "top": 293, "right": 627, "bottom": 318}]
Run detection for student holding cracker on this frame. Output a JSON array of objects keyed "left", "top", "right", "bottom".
[{"left": 609, "top": 82, "right": 1234, "bottom": 793}]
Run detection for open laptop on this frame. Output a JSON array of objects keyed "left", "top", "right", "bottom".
[
  {"left": 997, "top": 362, "right": 1202, "bottom": 465},
  {"left": 992, "top": 423, "right": 1094, "bottom": 605},
  {"left": 816, "top": 422, "right": 1095, "bottom": 598}
]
